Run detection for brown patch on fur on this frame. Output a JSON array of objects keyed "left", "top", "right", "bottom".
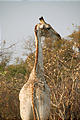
[
  {"left": 34, "top": 25, "right": 39, "bottom": 72},
  {"left": 35, "top": 25, "right": 38, "bottom": 35},
  {"left": 32, "top": 83, "right": 36, "bottom": 120}
]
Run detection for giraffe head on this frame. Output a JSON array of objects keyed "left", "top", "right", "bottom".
[{"left": 38, "top": 16, "right": 61, "bottom": 40}]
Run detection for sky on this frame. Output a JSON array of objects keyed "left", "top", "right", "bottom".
[
  {"left": 0, "top": 0, "right": 80, "bottom": 1},
  {"left": 0, "top": 0, "right": 80, "bottom": 63}
]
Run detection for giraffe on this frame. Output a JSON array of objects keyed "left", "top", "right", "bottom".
[
  {"left": 39, "top": 16, "right": 61, "bottom": 50},
  {"left": 19, "top": 19, "right": 51, "bottom": 120},
  {"left": 19, "top": 17, "right": 61, "bottom": 120},
  {"left": 39, "top": 16, "right": 61, "bottom": 40}
]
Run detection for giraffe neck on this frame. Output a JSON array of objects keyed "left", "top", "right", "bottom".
[{"left": 34, "top": 30, "right": 44, "bottom": 75}]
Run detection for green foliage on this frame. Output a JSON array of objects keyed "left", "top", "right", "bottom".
[
  {"left": 0, "top": 62, "right": 6, "bottom": 72},
  {"left": 7, "top": 64, "right": 26, "bottom": 77}
]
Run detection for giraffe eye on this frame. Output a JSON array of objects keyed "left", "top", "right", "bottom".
[{"left": 47, "top": 27, "right": 50, "bottom": 30}]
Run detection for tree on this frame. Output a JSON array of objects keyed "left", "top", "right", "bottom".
[{"left": 0, "top": 40, "right": 15, "bottom": 71}]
